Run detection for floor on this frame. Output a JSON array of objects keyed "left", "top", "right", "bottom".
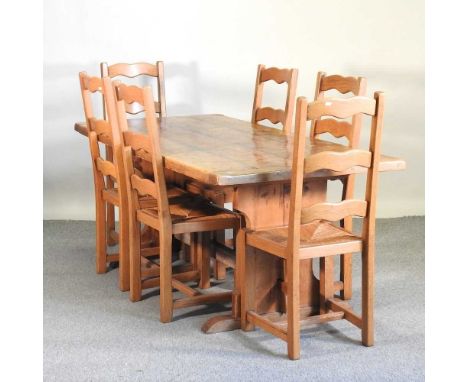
[{"left": 44, "top": 217, "right": 424, "bottom": 381}]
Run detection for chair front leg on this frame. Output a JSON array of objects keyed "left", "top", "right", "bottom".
[
  {"left": 118, "top": 204, "right": 130, "bottom": 292},
  {"left": 159, "top": 231, "right": 174, "bottom": 323},
  {"left": 362, "top": 245, "right": 374, "bottom": 346},
  {"left": 286, "top": 256, "right": 300, "bottom": 360},
  {"left": 129, "top": 217, "right": 142, "bottom": 302}
]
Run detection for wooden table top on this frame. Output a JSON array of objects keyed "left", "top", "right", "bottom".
[{"left": 75, "top": 114, "right": 406, "bottom": 186}]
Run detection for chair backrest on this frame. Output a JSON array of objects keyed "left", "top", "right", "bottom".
[
  {"left": 115, "top": 82, "right": 172, "bottom": 235},
  {"left": 79, "top": 72, "right": 126, "bottom": 195},
  {"left": 311, "top": 72, "right": 367, "bottom": 147},
  {"left": 287, "top": 93, "right": 384, "bottom": 255},
  {"left": 101, "top": 61, "right": 166, "bottom": 117},
  {"left": 251, "top": 64, "right": 298, "bottom": 134}
]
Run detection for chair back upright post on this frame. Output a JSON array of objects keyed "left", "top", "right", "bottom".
[{"left": 251, "top": 64, "right": 298, "bottom": 134}]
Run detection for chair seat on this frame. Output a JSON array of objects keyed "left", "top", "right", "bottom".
[
  {"left": 246, "top": 220, "right": 362, "bottom": 259},
  {"left": 137, "top": 194, "right": 239, "bottom": 234}
]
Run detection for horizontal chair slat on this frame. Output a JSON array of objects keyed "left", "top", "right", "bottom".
[
  {"left": 91, "top": 118, "right": 112, "bottom": 136},
  {"left": 83, "top": 76, "right": 102, "bottom": 92},
  {"left": 123, "top": 130, "right": 152, "bottom": 153},
  {"left": 131, "top": 174, "right": 158, "bottom": 198},
  {"left": 301, "top": 199, "right": 367, "bottom": 224},
  {"left": 109, "top": 62, "right": 159, "bottom": 78},
  {"left": 304, "top": 149, "right": 372, "bottom": 174},
  {"left": 95, "top": 158, "right": 117, "bottom": 179},
  {"left": 256, "top": 107, "right": 285, "bottom": 125},
  {"left": 260, "top": 67, "right": 292, "bottom": 84},
  {"left": 125, "top": 101, "right": 161, "bottom": 115},
  {"left": 314, "top": 118, "right": 353, "bottom": 140},
  {"left": 320, "top": 75, "right": 361, "bottom": 95},
  {"left": 308, "top": 96, "right": 376, "bottom": 120},
  {"left": 116, "top": 84, "right": 145, "bottom": 106}
]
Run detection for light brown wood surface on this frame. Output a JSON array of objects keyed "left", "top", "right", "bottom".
[
  {"left": 251, "top": 65, "right": 298, "bottom": 134},
  {"left": 74, "top": 115, "right": 405, "bottom": 186},
  {"left": 239, "top": 92, "right": 385, "bottom": 359},
  {"left": 116, "top": 83, "right": 241, "bottom": 323},
  {"left": 78, "top": 72, "right": 134, "bottom": 292},
  {"left": 75, "top": 111, "right": 404, "bottom": 340},
  {"left": 99, "top": 62, "right": 165, "bottom": 247}
]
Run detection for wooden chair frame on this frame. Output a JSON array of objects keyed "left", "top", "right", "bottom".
[
  {"left": 116, "top": 82, "right": 241, "bottom": 322},
  {"left": 312, "top": 72, "right": 367, "bottom": 301},
  {"left": 100, "top": 61, "right": 167, "bottom": 247},
  {"left": 79, "top": 72, "right": 131, "bottom": 291},
  {"left": 251, "top": 64, "right": 298, "bottom": 134},
  {"left": 202, "top": 64, "right": 299, "bottom": 278},
  {"left": 240, "top": 92, "right": 384, "bottom": 359}
]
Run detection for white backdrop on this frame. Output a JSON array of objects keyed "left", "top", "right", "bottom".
[{"left": 43, "top": 0, "right": 424, "bottom": 219}]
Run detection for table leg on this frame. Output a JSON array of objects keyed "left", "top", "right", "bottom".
[{"left": 201, "top": 179, "right": 327, "bottom": 333}]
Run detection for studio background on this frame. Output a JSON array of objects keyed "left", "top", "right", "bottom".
[{"left": 44, "top": 0, "right": 424, "bottom": 219}]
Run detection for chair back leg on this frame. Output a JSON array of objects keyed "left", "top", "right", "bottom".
[
  {"left": 361, "top": 246, "right": 375, "bottom": 346},
  {"left": 95, "top": 194, "right": 107, "bottom": 274},
  {"left": 129, "top": 218, "right": 142, "bottom": 302},
  {"left": 286, "top": 256, "right": 300, "bottom": 360}
]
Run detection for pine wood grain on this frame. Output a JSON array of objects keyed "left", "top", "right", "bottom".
[{"left": 74, "top": 115, "right": 405, "bottom": 186}]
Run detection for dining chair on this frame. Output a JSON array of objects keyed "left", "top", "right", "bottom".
[
  {"left": 239, "top": 92, "right": 384, "bottom": 360},
  {"left": 200, "top": 64, "right": 299, "bottom": 278},
  {"left": 251, "top": 64, "right": 298, "bottom": 134},
  {"left": 115, "top": 82, "right": 241, "bottom": 322},
  {"left": 78, "top": 73, "right": 133, "bottom": 291},
  {"left": 312, "top": 72, "right": 367, "bottom": 301},
  {"left": 100, "top": 61, "right": 167, "bottom": 246}
]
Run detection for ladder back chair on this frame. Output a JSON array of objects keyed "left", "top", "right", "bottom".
[
  {"left": 239, "top": 92, "right": 384, "bottom": 360},
  {"left": 100, "top": 61, "right": 167, "bottom": 243},
  {"left": 251, "top": 64, "right": 298, "bottom": 134},
  {"left": 78, "top": 72, "right": 132, "bottom": 291},
  {"left": 312, "top": 72, "right": 367, "bottom": 301},
  {"left": 116, "top": 83, "right": 241, "bottom": 323},
  {"left": 201, "top": 64, "right": 299, "bottom": 279}
]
